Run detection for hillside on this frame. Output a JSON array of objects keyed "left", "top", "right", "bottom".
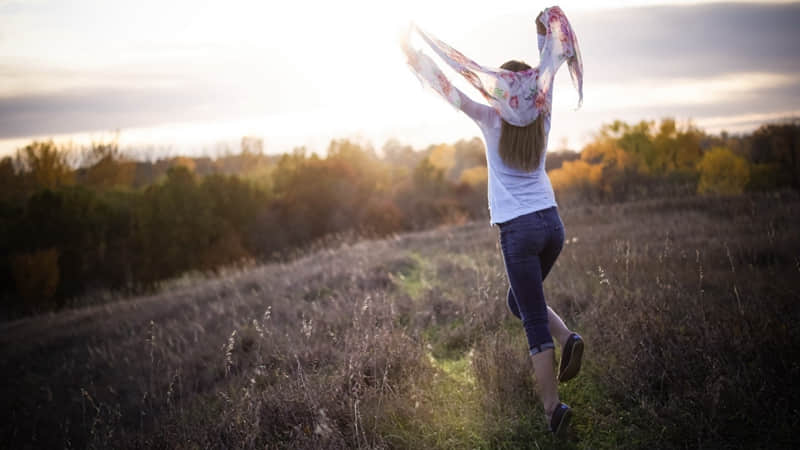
[{"left": 1, "top": 193, "right": 799, "bottom": 449}]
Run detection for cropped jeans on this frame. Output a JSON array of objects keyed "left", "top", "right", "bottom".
[{"left": 497, "top": 206, "right": 565, "bottom": 356}]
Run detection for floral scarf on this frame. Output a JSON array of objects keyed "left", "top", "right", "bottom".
[{"left": 401, "top": 6, "right": 583, "bottom": 127}]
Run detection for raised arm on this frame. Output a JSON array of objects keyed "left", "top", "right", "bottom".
[
  {"left": 402, "top": 8, "right": 581, "bottom": 129},
  {"left": 455, "top": 86, "right": 492, "bottom": 125},
  {"left": 402, "top": 34, "right": 491, "bottom": 126}
]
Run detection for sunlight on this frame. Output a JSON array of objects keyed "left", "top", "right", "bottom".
[
  {"left": 575, "top": 72, "right": 800, "bottom": 111},
  {"left": 1, "top": 0, "right": 798, "bottom": 156}
]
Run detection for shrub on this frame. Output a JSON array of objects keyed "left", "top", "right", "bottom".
[
  {"left": 697, "top": 147, "right": 750, "bottom": 195},
  {"left": 549, "top": 159, "right": 603, "bottom": 199}
]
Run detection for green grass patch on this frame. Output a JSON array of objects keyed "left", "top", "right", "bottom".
[
  {"left": 381, "top": 350, "right": 487, "bottom": 449},
  {"left": 389, "top": 252, "right": 433, "bottom": 301},
  {"left": 422, "top": 319, "right": 471, "bottom": 360},
  {"left": 555, "top": 339, "right": 656, "bottom": 449}
]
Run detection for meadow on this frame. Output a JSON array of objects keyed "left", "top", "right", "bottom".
[{"left": 1, "top": 191, "right": 798, "bottom": 449}]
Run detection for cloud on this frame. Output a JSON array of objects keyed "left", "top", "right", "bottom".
[
  {"left": 469, "top": 2, "right": 800, "bottom": 82},
  {"left": 0, "top": 2, "right": 798, "bottom": 145},
  {"left": 0, "top": 87, "right": 206, "bottom": 138},
  {"left": 0, "top": 45, "right": 322, "bottom": 139},
  {"left": 574, "top": 72, "right": 800, "bottom": 111},
  {"left": 578, "top": 3, "right": 800, "bottom": 81}
]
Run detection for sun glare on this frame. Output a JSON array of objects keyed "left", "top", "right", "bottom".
[{"left": 1, "top": 0, "right": 797, "bottom": 156}]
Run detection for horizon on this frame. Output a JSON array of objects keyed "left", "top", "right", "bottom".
[{"left": 1, "top": 0, "right": 799, "bottom": 157}]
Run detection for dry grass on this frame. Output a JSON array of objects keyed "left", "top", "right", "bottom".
[{"left": 1, "top": 192, "right": 798, "bottom": 449}]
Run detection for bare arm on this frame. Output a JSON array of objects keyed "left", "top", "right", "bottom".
[
  {"left": 401, "top": 25, "right": 491, "bottom": 125},
  {"left": 456, "top": 86, "right": 492, "bottom": 125}
]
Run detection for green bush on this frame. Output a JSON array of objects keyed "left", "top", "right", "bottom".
[{"left": 697, "top": 147, "right": 750, "bottom": 195}]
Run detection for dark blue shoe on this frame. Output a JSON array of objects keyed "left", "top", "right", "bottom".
[
  {"left": 549, "top": 402, "right": 572, "bottom": 437},
  {"left": 558, "top": 333, "right": 584, "bottom": 383}
]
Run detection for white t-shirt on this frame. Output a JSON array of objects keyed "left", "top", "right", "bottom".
[{"left": 458, "top": 89, "right": 557, "bottom": 225}]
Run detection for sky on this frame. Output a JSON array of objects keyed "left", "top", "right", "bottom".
[{"left": 0, "top": 0, "right": 798, "bottom": 158}]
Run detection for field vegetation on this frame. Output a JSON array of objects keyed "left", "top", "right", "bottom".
[
  {"left": 1, "top": 117, "right": 798, "bottom": 448},
  {"left": 1, "top": 191, "right": 798, "bottom": 448}
]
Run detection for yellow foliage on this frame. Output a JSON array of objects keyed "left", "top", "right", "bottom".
[
  {"left": 458, "top": 166, "right": 488, "bottom": 187},
  {"left": 582, "top": 118, "right": 704, "bottom": 176},
  {"left": 429, "top": 144, "right": 456, "bottom": 172},
  {"left": 697, "top": 147, "right": 750, "bottom": 195},
  {"left": 86, "top": 158, "right": 136, "bottom": 188},
  {"left": 549, "top": 159, "right": 603, "bottom": 192},
  {"left": 581, "top": 137, "right": 642, "bottom": 173},
  {"left": 171, "top": 157, "right": 196, "bottom": 172},
  {"left": 580, "top": 137, "right": 615, "bottom": 163},
  {"left": 16, "top": 140, "right": 74, "bottom": 189}
]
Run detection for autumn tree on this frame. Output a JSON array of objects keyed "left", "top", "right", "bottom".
[
  {"left": 697, "top": 147, "right": 750, "bottom": 195},
  {"left": 550, "top": 118, "right": 707, "bottom": 200},
  {"left": 15, "top": 140, "right": 74, "bottom": 190},
  {"left": 651, "top": 119, "right": 704, "bottom": 174},
  {"left": 82, "top": 140, "right": 136, "bottom": 188}
]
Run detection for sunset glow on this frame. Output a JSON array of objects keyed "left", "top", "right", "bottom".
[{"left": 1, "top": 0, "right": 798, "bottom": 156}]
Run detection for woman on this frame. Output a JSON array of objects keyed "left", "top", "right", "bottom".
[{"left": 401, "top": 6, "right": 585, "bottom": 436}]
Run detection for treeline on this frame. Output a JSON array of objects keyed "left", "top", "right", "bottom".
[
  {"left": 0, "top": 137, "right": 488, "bottom": 315},
  {"left": 1, "top": 118, "right": 797, "bottom": 316},
  {"left": 549, "top": 118, "right": 800, "bottom": 200}
]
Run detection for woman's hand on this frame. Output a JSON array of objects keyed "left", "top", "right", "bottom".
[{"left": 536, "top": 12, "right": 546, "bottom": 36}]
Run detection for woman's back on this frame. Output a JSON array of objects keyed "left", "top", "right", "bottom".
[{"left": 462, "top": 94, "right": 556, "bottom": 225}]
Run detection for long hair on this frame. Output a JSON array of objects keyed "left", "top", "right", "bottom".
[{"left": 498, "top": 60, "right": 546, "bottom": 172}]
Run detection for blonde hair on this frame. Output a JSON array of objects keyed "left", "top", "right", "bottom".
[{"left": 498, "top": 60, "right": 546, "bottom": 172}]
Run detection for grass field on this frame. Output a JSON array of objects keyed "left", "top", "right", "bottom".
[{"left": 2, "top": 192, "right": 799, "bottom": 449}]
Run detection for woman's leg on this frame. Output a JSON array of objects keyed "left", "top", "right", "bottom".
[
  {"left": 507, "top": 287, "right": 521, "bottom": 318},
  {"left": 547, "top": 306, "right": 572, "bottom": 346},
  {"left": 503, "top": 251, "right": 553, "bottom": 356},
  {"left": 508, "top": 292, "right": 572, "bottom": 346},
  {"left": 507, "top": 214, "right": 571, "bottom": 346},
  {"left": 500, "top": 220, "right": 560, "bottom": 420},
  {"left": 538, "top": 212, "right": 571, "bottom": 346},
  {"left": 504, "top": 253, "right": 561, "bottom": 418},
  {"left": 531, "top": 348, "right": 560, "bottom": 419}
]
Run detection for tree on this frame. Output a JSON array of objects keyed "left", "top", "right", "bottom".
[
  {"left": 545, "top": 149, "right": 579, "bottom": 171},
  {"left": 82, "top": 140, "right": 136, "bottom": 188},
  {"left": 11, "top": 248, "right": 60, "bottom": 309},
  {"left": 458, "top": 166, "right": 488, "bottom": 187},
  {"left": 135, "top": 167, "right": 216, "bottom": 282},
  {"left": 651, "top": 119, "right": 703, "bottom": 174},
  {"left": 15, "top": 140, "right": 74, "bottom": 190},
  {"left": 697, "top": 147, "right": 750, "bottom": 195},
  {"left": 428, "top": 144, "right": 456, "bottom": 180},
  {"left": 549, "top": 159, "right": 603, "bottom": 200},
  {"left": 750, "top": 121, "right": 800, "bottom": 189},
  {"left": 0, "top": 156, "right": 26, "bottom": 207}
]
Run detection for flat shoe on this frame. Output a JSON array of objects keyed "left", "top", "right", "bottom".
[
  {"left": 558, "top": 333, "right": 584, "bottom": 383},
  {"left": 549, "top": 402, "right": 572, "bottom": 437}
]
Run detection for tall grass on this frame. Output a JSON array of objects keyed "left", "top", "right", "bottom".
[{"left": 0, "top": 192, "right": 798, "bottom": 449}]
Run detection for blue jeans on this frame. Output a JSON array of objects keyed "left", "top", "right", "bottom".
[{"left": 498, "top": 206, "right": 565, "bottom": 355}]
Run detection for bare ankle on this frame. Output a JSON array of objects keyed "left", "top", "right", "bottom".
[
  {"left": 544, "top": 399, "right": 560, "bottom": 417},
  {"left": 557, "top": 330, "right": 572, "bottom": 346}
]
